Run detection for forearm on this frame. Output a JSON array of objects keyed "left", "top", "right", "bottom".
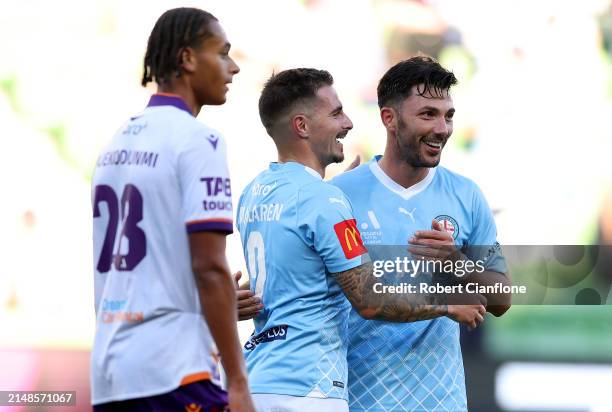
[
  {"left": 337, "top": 261, "right": 448, "bottom": 322},
  {"left": 462, "top": 270, "right": 511, "bottom": 315},
  {"left": 436, "top": 250, "right": 511, "bottom": 314},
  {"left": 368, "top": 300, "right": 448, "bottom": 323},
  {"left": 196, "top": 266, "right": 248, "bottom": 386}
]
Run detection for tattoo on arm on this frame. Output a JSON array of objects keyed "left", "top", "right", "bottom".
[{"left": 335, "top": 262, "right": 448, "bottom": 323}]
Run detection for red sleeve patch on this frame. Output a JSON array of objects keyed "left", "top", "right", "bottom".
[{"left": 333, "top": 219, "right": 367, "bottom": 259}]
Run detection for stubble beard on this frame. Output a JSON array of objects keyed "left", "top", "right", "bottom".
[
  {"left": 330, "top": 151, "right": 345, "bottom": 164},
  {"left": 317, "top": 145, "right": 344, "bottom": 169},
  {"left": 396, "top": 118, "right": 442, "bottom": 168}
]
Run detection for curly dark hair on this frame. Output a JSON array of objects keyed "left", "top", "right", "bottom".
[{"left": 141, "top": 8, "right": 218, "bottom": 87}]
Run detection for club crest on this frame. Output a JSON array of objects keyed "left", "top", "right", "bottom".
[{"left": 434, "top": 214, "right": 459, "bottom": 239}]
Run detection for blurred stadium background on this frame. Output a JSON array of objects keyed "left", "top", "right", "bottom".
[{"left": 1, "top": 0, "right": 612, "bottom": 410}]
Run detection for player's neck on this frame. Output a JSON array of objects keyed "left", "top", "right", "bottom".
[
  {"left": 378, "top": 151, "right": 429, "bottom": 189},
  {"left": 156, "top": 83, "right": 202, "bottom": 117}
]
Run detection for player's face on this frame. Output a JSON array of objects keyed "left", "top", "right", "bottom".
[
  {"left": 191, "top": 21, "right": 240, "bottom": 105},
  {"left": 307, "top": 85, "right": 353, "bottom": 167},
  {"left": 394, "top": 85, "right": 454, "bottom": 167}
]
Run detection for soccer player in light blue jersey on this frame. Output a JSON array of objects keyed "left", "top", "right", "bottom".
[
  {"left": 331, "top": 56, "right": 512, "bottom": 411},
  {"left": 236, "top": 68, "right": 487, "bottom": 412}
]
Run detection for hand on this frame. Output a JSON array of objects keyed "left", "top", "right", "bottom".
[
  {"left": 446, "top": 304, "right": 486, "bottom": 330},
  {"left": 408, "top": 219, "right": 459, "bottom": 262},
  {"left": 226, "top": 379, "right": 255, "bottom": 412},
  {"left": 233, "top": 271, "right": 243, "bottom": 289},
  {"left": 344, "top": 155, "right": 361, "bottom": 172},
  {"left": 234, "top": 271, "right": 263, "bottom": 321}
]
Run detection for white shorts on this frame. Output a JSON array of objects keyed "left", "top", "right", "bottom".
[{"left": 252, "top": 393, "right": 349, "bottom": 412}]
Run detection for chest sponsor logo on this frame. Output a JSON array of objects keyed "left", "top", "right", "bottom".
[
  {"left": 244, "top": 325, "right": 288, "bottom": 351},
  {"left": 435, "top": 214, "right": 459, "bottom": 239},
  {"left": 334, "top": 219, "right": 367, "bottom": 259},
  {"left": 359, "top": 211, "right": 382, "bottom": 244}
]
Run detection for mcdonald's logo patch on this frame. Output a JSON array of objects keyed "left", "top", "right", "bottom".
[
  {"left": 184, "top": 403, "right": 202, "bottom": 412},
  {"left": 334, "top": 219, "right": 367, "bottom": 259}
]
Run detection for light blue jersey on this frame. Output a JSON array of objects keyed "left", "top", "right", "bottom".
[
  {"left": 331, "top": 156, "right": 505, "bottom": 412},
  {"left": 237, "top": 162, "right": 367, "bottom": 400}
]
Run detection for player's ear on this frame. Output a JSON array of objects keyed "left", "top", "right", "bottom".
[
  {"left": 179, "top": 47, "right": 197, "bottom": 74},
  {"left": 380, "top": 107, "right": 397, "bottom": 133},
  {"left": 291, "top": 114, "right": 309, "bottom": 139}
]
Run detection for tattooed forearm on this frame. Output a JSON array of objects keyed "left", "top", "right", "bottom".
[{"left": 335, "top": 262, "right": 448, "bottom": 323}]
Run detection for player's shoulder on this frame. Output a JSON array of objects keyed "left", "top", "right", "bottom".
[
  {"left": 297, "top": 179, "right": 354, "bottom": 225},
  {"left": 329, "top": 162, "right": 372, "bottom": 189},
  {"left": 299, "top": 177, "right": 347, "bottom": 204},
  {"left": 173, "top": 119, "right": 227, "bottom": 157},
  {"left": 137, "top": 105, "right": 226, "bottom": 151},
  {"left": 185, "top": 120, "right": 225, "bottom": 144},
  {"left": 435, "top": 166, "right": 481, "bottom": 193},
  {"left": 150, "top": 105, "right": 223, "bottom": 139},
  {"left": 239, "top": 169, "right": 269, "bottom": 200},
  {"left": 144, "top": 104, "right": 194, "bottom": 130}
]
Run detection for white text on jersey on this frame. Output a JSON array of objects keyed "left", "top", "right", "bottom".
[{"left": 239, "top": 203, "right": 284, "bottom": 224}]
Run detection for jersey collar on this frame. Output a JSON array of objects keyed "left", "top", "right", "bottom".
[
  {"left": 269, "top": 161, "right": 322, "bottom": 180},
  {"left": 369, "top": 155, "right": 436, "bottom": 200},
  {"left": 147, "top": 93, "right": 193, "bottom": 116}
]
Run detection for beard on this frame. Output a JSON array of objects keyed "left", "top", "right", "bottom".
[
  {"left": 396, "top": 117, "right": 443, "bottom": 168},
  {"left": 330, "top": 151, "right": 345, "bottom": 164},
  {"left": 317, "top": 145, "right": 344, "bottom": 168}
]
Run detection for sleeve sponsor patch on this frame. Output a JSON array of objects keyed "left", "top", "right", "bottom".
[{"left": 334, "top": 219, "right": 367, "bottom": 259}]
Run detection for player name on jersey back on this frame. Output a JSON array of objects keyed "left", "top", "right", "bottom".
[
  {"left": 96, "top": 149, "right": 160, "bottom": 168},
  {"left": 238, "top": 203, "right": 284, "bottom": 224}
]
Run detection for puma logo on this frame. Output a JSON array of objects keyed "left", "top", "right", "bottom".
[
  {"left": 329, "top": 197, "right": 348, "bottom": 208},
  {"left": 398, "top": 207, "right": 416, "bottom": 222}
]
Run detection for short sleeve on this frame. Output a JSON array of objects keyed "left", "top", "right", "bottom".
[
  {"left": 297, "top": 183, "right": 368, "bottom": 274},
  {"left": 468, "top": 185, "right": 507, "bottom": 273},
  {"left": 178, "top": 129, "right": 233, "bottom": 234}
]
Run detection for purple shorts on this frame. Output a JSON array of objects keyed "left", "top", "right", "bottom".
[{"left": 93, "top": 380, "right": 228, "bottom": 412}]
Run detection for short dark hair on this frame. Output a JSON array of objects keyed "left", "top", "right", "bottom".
[
  {"left": 142, "top": 8, "right": 218, "bottom": 87},
  {"left": 377, "top": 56, "right": 457, "bottom": 109},
  {"left": 259, "top": 68, "right": 334, "bottom": 133}
]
